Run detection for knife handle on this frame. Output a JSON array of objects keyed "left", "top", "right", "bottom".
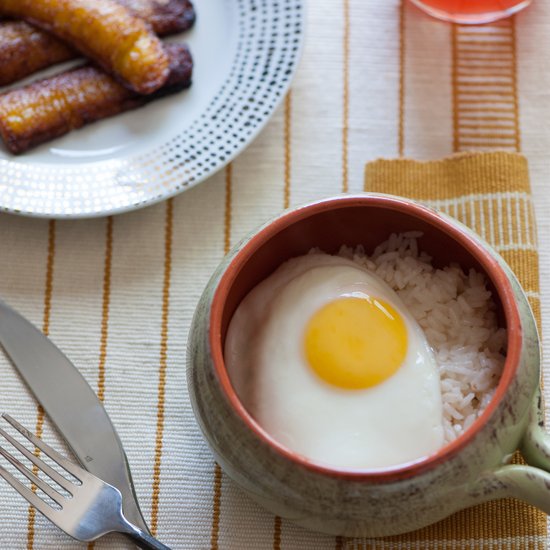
[{"left": 124, "top": 527, "right": 173, "bottom": 550}]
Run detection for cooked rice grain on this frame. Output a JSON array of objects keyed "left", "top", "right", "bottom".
[{"left": 340, "top": 232, "right": 506, "bottom": 443}]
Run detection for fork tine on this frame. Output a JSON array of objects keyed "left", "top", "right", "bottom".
[
  {"left": 0, "top": 427, "right": 75, "bottom": 493},
  {"left": 0, "top": 445, "right": 65, "bottom": 506},
  {"left": 2, "top": 414, "right": 84, "bottom": 480},
  {"left": 0, "top": 462, "right": 60, "bottom": 522}
]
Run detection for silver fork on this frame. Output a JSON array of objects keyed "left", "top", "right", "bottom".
[{"left": 0, "top": 414, "right": 171, "bottom": 550}]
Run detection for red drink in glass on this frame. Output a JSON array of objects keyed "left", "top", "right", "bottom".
[{"left": 409, "top": 0, "right": 532, "bottom": 24}]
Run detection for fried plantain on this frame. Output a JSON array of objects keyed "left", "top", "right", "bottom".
[
  {"left": 0, "top": 0, "right": 195, "bottom": 87},
  {"left": 122, "top": 0, "right": 195, "bottom": 35},
  {"left": 0, "top": 44, "right": 193, "bottom": 154},
  {"left": 0, "top": 21, "right": 74, "bottom": 87},
  {"left": 0, "top": 0, "right": 171, "bottom": 94}
]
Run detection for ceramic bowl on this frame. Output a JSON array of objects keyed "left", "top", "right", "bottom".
[{"left": 187, "top": 193, "right": 550, "bottom": 537}]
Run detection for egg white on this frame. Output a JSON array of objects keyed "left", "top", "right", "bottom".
[{"left": 225, "top": 253, "right": 445, "bottom": 469}]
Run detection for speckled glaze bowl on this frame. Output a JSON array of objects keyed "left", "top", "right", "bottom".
[{"left": 187, "top": 194, "right": 550, "bottom": 537}]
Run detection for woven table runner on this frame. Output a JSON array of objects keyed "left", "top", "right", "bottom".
[
  {"left": 364, "top": 151, "right": 544, "bottom": 549},
  {"left": 0, "top": 1, "right": 549, "bottom": 548}
]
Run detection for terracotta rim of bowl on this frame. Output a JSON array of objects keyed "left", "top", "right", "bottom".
[{"left": 209, "top": 194, "right": 522, "bottom": 482}]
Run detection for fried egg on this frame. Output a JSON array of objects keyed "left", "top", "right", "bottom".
[{"left": 224, "top": 253, "right": 444, "bottom": 469}]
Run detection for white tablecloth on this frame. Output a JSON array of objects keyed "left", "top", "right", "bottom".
[{"left": 0, "top": 1, "right": 549, "bottom": 548}]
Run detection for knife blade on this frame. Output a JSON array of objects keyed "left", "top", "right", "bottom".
[{"left": 0, "top": 299, "right": 151, "bottom": 535}]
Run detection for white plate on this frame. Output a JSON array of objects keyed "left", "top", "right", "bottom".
[{"left": 0, "top": 0, "right": 304, "bottom": 218}]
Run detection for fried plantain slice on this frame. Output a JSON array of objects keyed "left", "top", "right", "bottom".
[
  {"left": 0, "top": 0, "right": 195, "bottom": 87},
  {"left": 0, "top": 21, "right": 74, "bottom": 87},
  {"left": 0, "top": 0, "right": 171, "bottom": 94},
  {"left": 0, "top": 43, "right": 193, "bottom": 154},
  {"left": 122, "top": 0, "right": 195, "bottom": 35}
]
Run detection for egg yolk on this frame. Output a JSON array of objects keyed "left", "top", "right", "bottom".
[{"left": 304, "top": 297, "right": 408, "bottom": 389}]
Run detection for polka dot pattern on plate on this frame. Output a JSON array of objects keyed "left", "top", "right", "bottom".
[{"left": 0, "top": 0, "right": 304, "bottom": 218}]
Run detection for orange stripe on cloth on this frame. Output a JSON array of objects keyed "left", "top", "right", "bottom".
[
  {"left": 97, "top": 217, "right": 113, "bottom": 404},
  {"left": 284, "top": 92, "right": 292, "bottom": 209},
  {"left": 151, "top": 200, "right": 174, "bottom": 536},
  {"left": 210, "top": 464, "right": 223, "bottom": 550},
  {"left": 26, "top": 220, "right": 56, "bottom": 550},
  {"left": 342, "top": 0, "right": 350, "bottom": 192},
  {"left": 88, "top": 217, "right": 114, "bottom": 550},
  {"left": 398, "top": 0, "right": 406, "bottom": 157},
  {"left": 273, "top": 516, "right": 282, "bottom": 550},
  {"left": 224, "top": 164, "right": 233, "bottom": 256},
  {"left": 210, "top": 164, "right": 233, "bottom": 550}
]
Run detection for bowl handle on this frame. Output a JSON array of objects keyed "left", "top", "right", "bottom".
[
  {"left": 472, "top": 389, "right": 550, "bottom": 514},
  {"left": 521, "top": 388, "right": 550, "bottom": 470}
]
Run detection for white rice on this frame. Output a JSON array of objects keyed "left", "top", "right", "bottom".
[{"left": 337, "top": 231, "right": 506, "bottom": 443}]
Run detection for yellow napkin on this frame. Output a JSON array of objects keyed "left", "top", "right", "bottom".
[{"left": 362, "top": 151, "right": 545, "bottom": 548}]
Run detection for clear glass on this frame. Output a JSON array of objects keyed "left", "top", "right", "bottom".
[{"left": 409, "top": 0, "right": 532, "bottom": 24}]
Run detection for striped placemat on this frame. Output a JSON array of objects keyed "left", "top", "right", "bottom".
[
  {"left": 365, "top": 151, "right": 544, "bottom": 548},
  {"left": 0, "top": 1, "right": 548, "bottom": 549}
]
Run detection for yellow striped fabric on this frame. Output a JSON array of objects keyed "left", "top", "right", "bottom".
[
  {"left": 363, "top": 151, "right": 545, "bottom": 549},
  {"left": 0, "top": 1, "right": 548, "bottom": 548},
  {"left": 451, "top": 19, "right": 521, "bottom": 153},
  {"left": 26, "top": 220, "right": 55, "bottom": 550}
]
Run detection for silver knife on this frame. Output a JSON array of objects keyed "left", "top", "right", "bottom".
[{"left": 0, "top": 299, "right": 151, "bottom": 538}]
